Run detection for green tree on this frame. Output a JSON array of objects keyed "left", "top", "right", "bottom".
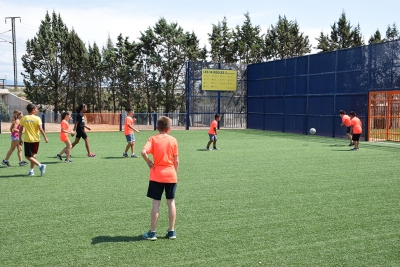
[
  {"left": 139, "top": 18, "right": 205, "bottom": 113},
  {"left": 369, "top": 29, "right": 383, "bottom": 44},
  {"left": 386, "top": 23, "right": 399, "bottom": 41},
  {"left": 64, "top": 29, "right": 87, "bottom": 111},
  {"left": 21, "top": 11, "right": 69, "bottom": 112},
  {"left": 101, "top": 36, "right": 119, "bottom": 112},
  {"left": 85, "top": 42, "right": 102, "bottom": 112},
  {"left": 264, "top": 15, "right": 311, "bottom": 60},
  {"left": 316, "top": 11, "right": 364, "bottom": 52},
  {"left": 232, "top": 12, "right": 264, "bottom": 64},
  {"left": 208, "top": 17, "right": 235, "bottom": 63}
]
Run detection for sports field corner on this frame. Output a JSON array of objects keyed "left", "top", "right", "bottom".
[{"left": 0, "top": 129, "right": 399, "bottom": 266}]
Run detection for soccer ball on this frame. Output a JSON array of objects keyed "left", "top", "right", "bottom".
[{"left": 309, "top": 128, "right": 316, "bottom": 134}]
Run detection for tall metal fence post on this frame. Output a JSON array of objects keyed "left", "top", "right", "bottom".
[
  {"left": 119, "top": 113, "right": 122, "bottom": 131},
  {"left": 185, "top": 61, "right": 190, "bottom": 130},
  {"left": 153, "top": 113, "right": 157, "bottom": 131},
  {"left": 42, "top": 113, "right": 45, "bottom": 132},
  {"left": 0, "top": 119, "right": 2, "bottom": 134}
]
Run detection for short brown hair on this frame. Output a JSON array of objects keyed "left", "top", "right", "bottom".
[{"left": 157, "top": 116, "right": 171, "bottom": 132}]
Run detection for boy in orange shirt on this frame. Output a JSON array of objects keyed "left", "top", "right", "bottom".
[
  {"left": 56, "top": 112, "right": 75, "bottom": 163},
  {"left": 141, "top": 116, "right": 179, "bottom": 240},
  {"left": 123, "top": 107, "right": 140, "bottom": 158},
  {"left": 349, "top": 111, "right": 362, "bottom": 150},
  {"left": 206, "top": 114, "right": 220, "bottom": 150},
  {"left": 339, "top": 110, "right": 353, "bottom": 146}
]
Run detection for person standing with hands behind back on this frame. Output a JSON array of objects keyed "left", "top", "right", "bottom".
[
  {"left": 206, "top": 114, "right": 220, "bottom": 150},
  {"left": 71, "top": 104, "right": 96, "bottom": 157},
  {"left": 339, "top": 110, "right": 353, "bottom": 146},
  {"left": 19, "top": 104, "right": 48, "bottom": 176},
  {"left": 141, "top": 116, "right": 179, "bottom": 240}
]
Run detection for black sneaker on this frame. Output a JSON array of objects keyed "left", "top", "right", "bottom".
[
  {"left": 2, "top": 159, "right": 11, "bottom": 167},
  {"left": 348, "top": 142, "right": 354, "bottom": 146},
  {"left": 131, "top": 154, "right": 139, "bottom": 158},
  {"left": 56, "top": 154, "right": 63, "bottom": 161},
  {"left": 213, "top": 147, "right": 220, "bottom": 150},
  {"left": 165, "top": 230, "right": 176, "bottom": 239},
  {"left": 19, "top": 161, "right": 28, "bottom": 167},
  {"left": 64, "top": 159, "right": 73, "bottom": 163}
]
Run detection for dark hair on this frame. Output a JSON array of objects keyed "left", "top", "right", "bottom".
[
  {"left": 215, "top": 114, "right": 220, "bottom": 119},
  {"left": 349, "top": 111, "right": 356, "bottom": 116},
  {"left": 26, "top": 103, "right": 36, "bottom": 113},
  {"left": 157, "top": 116, "right": 171, "bottom": 132},
  {"left": 339, "top": 110, "right": 345, "bottom": 115},
  {"left": 61, "top": 111, "right": 70, "bottom": 120},
  {"left": 126, "top": 107, "right": 133, "bottom": 112},
  {"left": 76, "top": 104, "right": 86, "bottom": 113}
]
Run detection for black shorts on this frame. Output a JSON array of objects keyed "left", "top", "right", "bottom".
[
  {"left": 346, "top": 127, "right": 351, "bottom": 134},
  {"left": 352, "top": 134, "right": 361, "bottom": 141},
  {"left": 24, "top": 142, "right": 39, "bottom": 157},
  {"left": 76, "top": 128, "right": 87, "bottom": 139},
  {"left": 147, "top": 181, "right": 177, "bottom": 200}
]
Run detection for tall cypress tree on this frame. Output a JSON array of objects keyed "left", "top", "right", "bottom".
[{"left": 21, "top": 11, "right": 69, "bottom": 112}]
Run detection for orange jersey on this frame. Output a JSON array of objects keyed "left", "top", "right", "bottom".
[
  {"left": 351, "top": 117, "right": 362, "bottom": 134},
  {"left": 124, "top": 116, "right": 134, "bottom": 135},
  {"left": 60, "top": 120, "right": 70, "bottom": 142},
  {"left": 143, "top": 134, "right": 178, "bottom": 183},
  {"left": 208, "top": 120, "right": 218, "bottom": 134},
  {"left": 342, "top": 114, "right": 351, "bottom": 127}
]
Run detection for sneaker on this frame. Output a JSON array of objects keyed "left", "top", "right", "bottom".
[
  {"left": 351, "top": 148, "right": 359, "bottom": 151},
  {"left": 123, "top": 152, "right": 128, "bottom": 158},
  {"left": 56, "top": 154, "right": 63, "bottom": 161},
  {"left": 142, "top": 230, "right": 157, "bottom": 241},
  {"left": 2, "top": 159, "right": 11, "bottom": 167},
  {"left": 28, "top": 171, "right": 34, "bottom": 176},
  {"left": 213, "top": 147, "right": 220, "bottom": 150},
  {"left": 348, "top": 142, "right": 354, "bottom": 146},
  {"left": 39, "top": 164, "right": 46, "bottom": 176},
  {"left": 19, "top": 161, "right": 28, "bottom": 167},
  {"left": 88, "top": 153, "right": 96, "bottom": 157},
  {"left": 131, "top": 154, "right": 139, "bottom": 158},
  {"left": 165, "top": 230, "right": 176, "bottom": 239},
  {"left": 64, "top": 159, "right": 73, "bottom": 163},
  {"left": 205, "top": 147, "right": 212, "bottom": 151}
]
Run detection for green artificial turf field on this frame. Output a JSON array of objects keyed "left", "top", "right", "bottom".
[{"left": 1, "top": 129, "right": 399, "bottom": 266}]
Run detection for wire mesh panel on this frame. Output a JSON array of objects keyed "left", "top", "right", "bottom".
[
  {"left": 369, "top": 91, "right": 400, "bottom": 141},
  {"left": 186, "top": 62, "right": 247, "bottom": 129}
]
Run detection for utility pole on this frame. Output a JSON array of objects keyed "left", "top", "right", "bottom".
[{"left": 5, "top": 17, "right": 21, "bottom": 90}]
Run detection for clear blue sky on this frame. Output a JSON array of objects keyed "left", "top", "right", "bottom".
[{"left": 1, "top": 0, "right": 399, "bottom": 85}]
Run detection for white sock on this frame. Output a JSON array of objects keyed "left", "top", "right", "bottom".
[{"left": 30, "top": 168, "right": 34, "bottom": 172}]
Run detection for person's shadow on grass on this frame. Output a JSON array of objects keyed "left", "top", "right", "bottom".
[{"left": 91, "top": 235, "right": 144, "bottom": 244}]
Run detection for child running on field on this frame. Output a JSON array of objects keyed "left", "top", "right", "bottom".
[
  {"left": 206, "top": 114, "right": 220, "bottom": 150},
  {"left": 1, "top": 110, "right": 28, "bottom": 167},
  {"left": 141, "top": 116, "right": 179, "bottom": 240},
  {"left": 56, "top": 112, "right": 75, "bottom": 163},
  {"left": 19, "top": 104, "right": 48, "bottom": 176},
  {"left": 71, "top": 104, "right": 96, "bottom": 157},
  {"left": 123, "top": 107, "right": 140, "bottom": 158}
]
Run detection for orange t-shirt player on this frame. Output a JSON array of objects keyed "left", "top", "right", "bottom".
[
  {"left": 349, "top": 111, "right": 362, "bottom": 150},
  {"left": 143, "top": 131, "right": 178, "bottom": 183}
]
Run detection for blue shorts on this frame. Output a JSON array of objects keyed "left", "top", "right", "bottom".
[
  {"left": 346, "top": 127, "right": 351, "bottom": 134},
  {"left": 147, "top": 181, "right": 177, "bottom": 200},
  {"left": 209, "top": 134, "right": 217, "bottom": 141},
  {"left": 125, "top": 134, "right": 135, "bottom": 142},
  {"left": 11, "top": 136, "right": 19, "bottom": 141}
]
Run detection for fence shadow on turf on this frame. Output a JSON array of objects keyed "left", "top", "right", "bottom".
[{"left": 91, "top": 235, "right": 144, "bottom": 244}]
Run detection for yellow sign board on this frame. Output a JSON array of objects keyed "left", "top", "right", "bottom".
[{"left": 202, "top": 69, "right": 237, "bottom": 91}]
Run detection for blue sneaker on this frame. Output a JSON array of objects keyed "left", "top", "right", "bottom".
[
  {"left": 39, "top": 164, "right": 46, "bottom": 176},
  {"left": 165, "top": 230, "right": 176, "bottom": 239},
  {"left": 142, "top": 230, "right": 157, "bottom": 240},
  {"left": 131, "top": 154, "right": 139, "bottom": 158},
  {"left": 123, "top": 152, "right": 128, "bottom": 157},
  {"left": 28, "top": 171, "right": 34, "bottom": 176}
]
